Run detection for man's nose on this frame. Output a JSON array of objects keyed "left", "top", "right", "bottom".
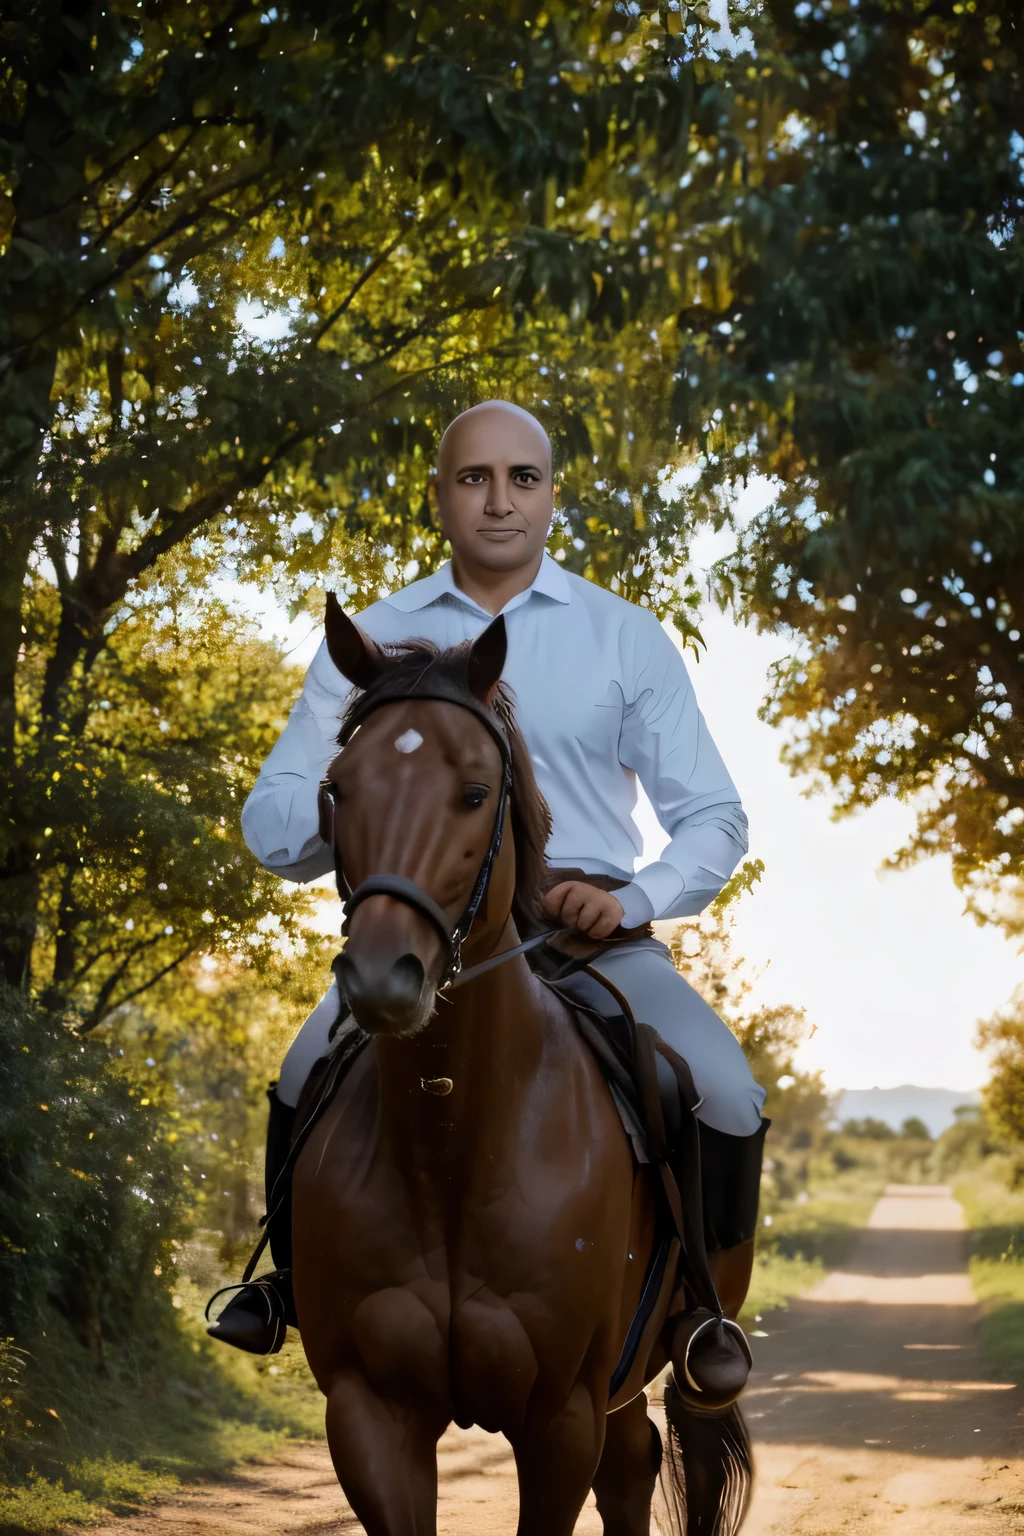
[{"left": 485, "top": 478, "right": 515, "bottom": 514}]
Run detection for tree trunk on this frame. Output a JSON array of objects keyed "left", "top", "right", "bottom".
[{"left": 0, "top": 0, "right": 97, "bottom": 478}]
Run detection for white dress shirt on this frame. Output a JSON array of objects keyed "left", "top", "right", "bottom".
[{"left": 240, "top": 552, "right": 749, "bottom": 925}]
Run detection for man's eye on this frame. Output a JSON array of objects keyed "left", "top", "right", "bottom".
[{"left": 463, "top": 785, "right": 489, "bottom": 809}]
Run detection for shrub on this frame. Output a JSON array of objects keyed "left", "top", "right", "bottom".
[{"left": 0, "top": 985, "right": 189, "bottom": 1352}]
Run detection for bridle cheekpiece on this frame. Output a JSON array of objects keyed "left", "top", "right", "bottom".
[{"left": 318, "top": 665, "right": 514, "bottom": 991}]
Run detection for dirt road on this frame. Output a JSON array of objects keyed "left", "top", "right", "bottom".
[{"left": 92, "top": 1185, "right": 1023, "bottom": 1534}]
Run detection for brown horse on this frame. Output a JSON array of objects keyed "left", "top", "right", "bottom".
[{"left": 291, "top": 601, "right": 752, "bottom": 1536}]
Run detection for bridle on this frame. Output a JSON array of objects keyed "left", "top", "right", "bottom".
[{"left": 318, "top": 673, "right": 540, "bottom": 992}]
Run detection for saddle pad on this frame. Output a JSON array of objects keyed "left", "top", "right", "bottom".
[{"left": 533, "top": 960, "right": 680, "bottom": 1169}]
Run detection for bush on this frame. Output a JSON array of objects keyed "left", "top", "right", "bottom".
[{"left": 0, "top": 985, "right": 189, "bottom": 1352}]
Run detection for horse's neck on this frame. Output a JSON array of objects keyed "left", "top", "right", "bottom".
[{"left": 371, "top": 933, "right": 556, "bottom": 1161}]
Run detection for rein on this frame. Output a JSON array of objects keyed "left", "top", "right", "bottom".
[
  {"left": 319, "top": 677, "right": 547, "bottom": 991},
  {"left": 444, "top": 925, "right": 566, "bottom": 991}
]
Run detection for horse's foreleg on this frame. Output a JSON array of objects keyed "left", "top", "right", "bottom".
[
  {"left": 591, "top": 1392, "right": 663, "bottom": 1536},
  {"left": 511, "top": 1381, "right": 606, "bottom": 1536},
  {"left": 324, "top": 1371, "right": 444, "bottom": 1536}
]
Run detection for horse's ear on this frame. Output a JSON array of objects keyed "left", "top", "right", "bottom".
[
  {"left": 467, "top": 615, "right": 507, "bottom": 705},
  {"left": 324, "top": 592, "right": 384, "bottom": 689}
]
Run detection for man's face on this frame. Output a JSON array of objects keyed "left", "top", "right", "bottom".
[{"left": 432, "top": 406, "right": 554, "bottom": 573}]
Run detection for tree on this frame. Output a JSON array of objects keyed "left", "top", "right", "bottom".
[
  {"left": 841, "top": 1117, "right": 895, "bottom": 1141},
  {"left": 0, "top": 0, "right": 751, "bottom": 993},
  {"left": 900, "top": 1115, "right": 931, "bottom": 1142},
  {"left": 15, "top": 579, "right": 316, "bottom": 1029},
  {"left": 977, "top": 989, "right": 1024, "bottom": 1146},
  {"left": 671, "top": 0, "right": 1024, "bottom": 934}
]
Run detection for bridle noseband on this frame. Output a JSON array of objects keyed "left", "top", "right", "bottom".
[{"left": 318, "top": 676, "right": 515, "bottom": 991}]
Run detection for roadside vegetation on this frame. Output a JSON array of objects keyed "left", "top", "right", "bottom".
[
  {"left": 956, "top": 1165, "right": 1024, "bottom": 1386},
  {"left": 0, "top": 1323, "right": 319, "bottom": 1536}
]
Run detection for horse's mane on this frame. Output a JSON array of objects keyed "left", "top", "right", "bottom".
[{"left": 338, "top": 638, "right": 552, "bottom": 935}]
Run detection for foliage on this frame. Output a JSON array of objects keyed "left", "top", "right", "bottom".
[
  {"left": 108, "top": 936, "right": 339, "bottom": 1266},
  {"left": 841, "top": 1116, "right": 896, "bottom": 1141},
  {"left": 0, "top": 984, "right": 186, "bottom": 1349},
  {"left": 672, "top": 0, "right": 1024, "bottom": 935},
  {"left": 0, "top": 976, "right": 323, "bottom": 1527},
  {"left": 15, "top": 588, "right": 314, "bottom": 1031},
  {"left": 0, "top": 1303, "right": 322, "bottom": 1534},
  {"left": 977, "top": 986, "right": 1024, "bottom": 1151},
  {"left": 0, "top": 0, "right": 757, "bottom": 993},
  {"left": 824, "top": 1125, "right": 935, "bottom": 1186},
  {"left": 931, "top": 1103, "right": 1002, "bottom": 1183},
  {"left": 956, "top": 1172, "right": 1024, "bottom": 1384},
  {"left": 817, "top": 1103, "right": 1002, "bottom": 1188}
]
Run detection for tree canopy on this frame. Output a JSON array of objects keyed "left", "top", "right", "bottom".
[
  {"left": 1, "top": 0, "right": 745, "bottom": 999},
  {"left": 675, "top": 0, "right": 1024, "bottom": 935}
]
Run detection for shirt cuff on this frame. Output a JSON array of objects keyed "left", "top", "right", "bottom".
[
  {"left": 614, "top": 881, "right": 655, "bottom": 929},
  {"left": 627, "top": 861, "right": 687, "bottom": 923}
]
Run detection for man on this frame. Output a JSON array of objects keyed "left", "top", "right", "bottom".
[{"left": 208, "top": 399, "right": 768, "bottom": 1356}]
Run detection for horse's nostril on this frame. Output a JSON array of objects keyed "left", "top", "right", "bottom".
[
  {"left": 338, "top": 949, "right": 426, "bottom": 1033},
  {"left": 387, "top": 953, "right": 425, "bottom": 1011}
]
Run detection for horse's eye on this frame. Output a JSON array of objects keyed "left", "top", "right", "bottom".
[
  {"left": 463, "top": 784, "right": 489, "bottom": 809},
  {"left": 327, "top": 782, "right": 343, "bottom": 803}
]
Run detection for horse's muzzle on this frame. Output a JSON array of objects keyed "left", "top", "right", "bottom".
[{"left": 335, "top": 949, "right": 429, "bottom": 1036}]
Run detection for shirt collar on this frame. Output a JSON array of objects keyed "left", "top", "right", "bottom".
[{"left": 382, "top": 550, "right": 571, "bottom": 614}]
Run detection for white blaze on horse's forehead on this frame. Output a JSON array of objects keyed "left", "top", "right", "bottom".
[{"left": 394, "top": 728, "right": 424, "bottom": 754}]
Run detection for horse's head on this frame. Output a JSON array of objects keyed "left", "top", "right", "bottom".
[{"left": 321, "top": 596, "right": 550, "bottom": 1038}]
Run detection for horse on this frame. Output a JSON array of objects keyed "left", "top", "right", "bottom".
[{"left": 290, "top": 598, "right": 753, "bottom": 1535}]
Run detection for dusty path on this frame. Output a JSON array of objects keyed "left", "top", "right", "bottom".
[
  {"left": 742, "top": 1184, "right": 1024, "bottom": 1533},
  {"left": 92, "top": 1186, "right": 1023, "bottom": 1534}
]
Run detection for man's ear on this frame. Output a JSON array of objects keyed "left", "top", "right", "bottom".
[
  {"left": 467, "top": 615, "right": 507, "bottom": 705},
  {"left": 324, "top": 593, "right": 384, "bottom": 689}
]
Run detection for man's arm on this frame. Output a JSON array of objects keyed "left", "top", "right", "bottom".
[
  {"left": 240, "top": 638, "right": 356, "bottom": 883},
  {"left": 615, "top": 612, "right": 750, "bottom": 924}
]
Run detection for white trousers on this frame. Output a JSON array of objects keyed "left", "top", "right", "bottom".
[{"left": 276, "top": 937, "right": 766, "bottom": 1137}]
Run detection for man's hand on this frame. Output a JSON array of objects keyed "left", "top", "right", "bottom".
[{"left": 544, "top": 881, "right": 624, "bottom": 940}]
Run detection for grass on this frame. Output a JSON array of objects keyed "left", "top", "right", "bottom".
[
  {"left": 0, "top": 1274, "right": 324, "bottom": 1534},
  {"left": 955, "top": 1167, "right": 1024, "bottom": 1384},
  {"left": 740, "top": 1189, "right": 876, "bottom": 1326}
]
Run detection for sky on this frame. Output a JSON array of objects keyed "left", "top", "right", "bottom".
[{"left": 232, "top": 488, "right": 1024, "bottom": 1094}]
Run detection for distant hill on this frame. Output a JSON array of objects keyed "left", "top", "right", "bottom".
[{"left": 831, "top": 1086, "right": 981, "bottom": 1139}]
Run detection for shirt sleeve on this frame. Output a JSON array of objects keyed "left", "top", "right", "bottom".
[
  {"left": 616, "top": 612, "right": 749, "bottom": 922},
  {"left": 239, "top": 636, "right": 355, "bottom": 883}
]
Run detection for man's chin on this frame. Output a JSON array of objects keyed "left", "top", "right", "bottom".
[{"left": 469, "top": 534, "right": 539, "bottom": 570}]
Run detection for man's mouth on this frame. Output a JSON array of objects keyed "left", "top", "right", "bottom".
[{"left": 477, "top": 528, "right": 525, "bottom": 541}]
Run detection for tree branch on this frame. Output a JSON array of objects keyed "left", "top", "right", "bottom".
[
  {"left": 313, "top": 218, "right": 438, "bottom": 346},
  {"left": 77, "top": 942, "right": 197, "bottom": 1032},
  {"left": 962, "top": 748, "right": 1024, "bottom": 805}
]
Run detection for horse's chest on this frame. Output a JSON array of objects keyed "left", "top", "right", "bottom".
[{"left": 338, "top": 1170, "right": 630, "bottom": 1431}]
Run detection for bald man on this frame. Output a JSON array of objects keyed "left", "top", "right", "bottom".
[{"left": 208, "top": 400, "right": 768, "bottom": 1357}]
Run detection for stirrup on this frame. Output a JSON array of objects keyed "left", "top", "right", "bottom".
[
  {"left": 204, "top": 1270, "right": 290, "bottom": 1356},
  {"left": 669, "top": 1306, "right": 753, "bottom": 1412}
]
